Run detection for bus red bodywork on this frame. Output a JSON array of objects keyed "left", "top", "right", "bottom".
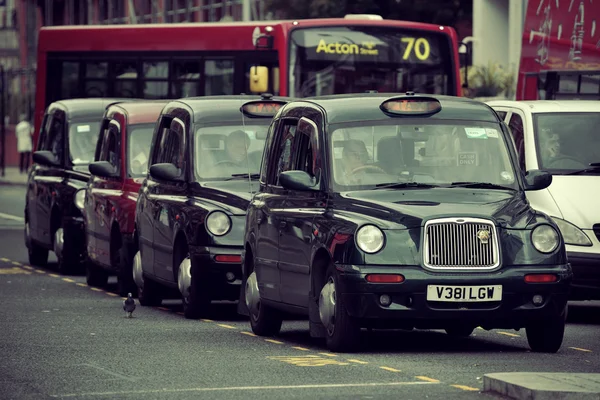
[
  {"left": 34, "top": 18, "right": 462, "bottom": 146},
  {"left": 517, "top": 0, "right": 600, "bottom": 100}
]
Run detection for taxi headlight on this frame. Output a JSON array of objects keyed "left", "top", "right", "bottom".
[
  {"left": 74, "top": 189, "right": 86, "bottom": 211},
  {"left": 355, "top": 225, "right": 385, "bottom": 254},
  {"left": 206, "top": 211, "right": 231, "bottom": 236},
  {"left": 531, "top": 224, "right": 560, "bottom": 253},
  {"left": 550, "top": 217, "right": 592, "bottom": 246}
]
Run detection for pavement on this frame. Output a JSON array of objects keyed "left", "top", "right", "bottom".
[
  {"left": 0, "top": 166, "right": 28, "bottom": 186},
  {"left": 2, "top": 177, "right": 599, "bottom": 400},
  {"left": 484, "top": 372, "right": 600, "bottom": 399}
]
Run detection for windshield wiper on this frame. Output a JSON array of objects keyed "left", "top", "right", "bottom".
[
  {"left": 226, "top": 173, "right": 260, "bottom": 181},
  {"left": 374, "top": 182, "right": 439, "bottom": 190},
  {"left": 448, "top": 182, "right": 515, "bottom": 190},
  {"left": 564, "top": 162, "right": 600, "bottom": 176}
]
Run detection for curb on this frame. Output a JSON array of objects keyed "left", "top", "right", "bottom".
[{"left": 484, "top": 373, "right": 600, "bottom": 400}]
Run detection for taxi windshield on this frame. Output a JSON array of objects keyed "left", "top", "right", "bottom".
[
  {"left": 69, "top": 120, "right": 101, "bottom": 165},
  {"left": 533, "top": 112, "right": 600, "bottom": 172},
  {"left": 194, "top": 124, "right": 268, "bottom": 181},
  {"left": 330, "top": 122, "right": 518, "bottom": 190},
  {"left": 127, "top": 123, "right": 155, "bottom": 178}
]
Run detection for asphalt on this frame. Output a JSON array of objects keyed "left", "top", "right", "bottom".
[{"left": 2, "top": 177, "right": 599, "bottom": 400}]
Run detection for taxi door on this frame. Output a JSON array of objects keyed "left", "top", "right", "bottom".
[
  {"left": 88, "top": 120, "right": 124, "bottom": 267},
  {"left": 278, "top": 117, "right": 325, "bottom": 308},
  {"left": 151, "top": 116, "right": 188, "bottom": 282}
]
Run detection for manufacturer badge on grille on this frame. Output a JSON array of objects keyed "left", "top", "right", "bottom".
[{"left": 477, "top": 229, "right": 491, "bottom": 244}]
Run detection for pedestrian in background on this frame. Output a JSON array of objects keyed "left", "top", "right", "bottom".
[{"left": 15, "top": 113, "right": 34, "bottom": 174}]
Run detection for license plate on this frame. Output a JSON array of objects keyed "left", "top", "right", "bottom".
[{"left": 426, "top": 285, "right": 502, "bottom": 302}]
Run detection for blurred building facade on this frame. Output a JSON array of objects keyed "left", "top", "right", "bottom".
[{"left": 0, "top": 0, "right": 265, "bottom": 169}]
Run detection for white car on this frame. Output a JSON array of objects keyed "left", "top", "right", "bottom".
[{"left": 488, "top": 100, "right": 600, "bottom": 300}]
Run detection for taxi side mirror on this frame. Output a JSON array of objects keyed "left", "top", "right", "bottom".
[
  {"left": 524, "top": 169, "right": 552, "bottom": 191},
  {"left": 32, "top": 150, "right": 60, "bottom": 167},
  {"left": 149, "top": 163, "right": 183, "bottom": 182},
  {"left": 250, "top": 66, "right": 269, "bottom": 94},
  {"left": 89, "top": 161, "right": 119, "bottom": 178},
  {"left": 279, "top": 170, "right": 318, "bottom": 191}
]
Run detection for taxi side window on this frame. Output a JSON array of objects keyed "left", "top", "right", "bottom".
[
  {"left": 37, "top": 114, "right": 51, "bottom": 151},
  {"left": 294, "top": 118, "right": 318, "bottom": 178},
  {"left": 507, "top": 113, "right": 526, "bottom": 171},
  {"left": 259, "top": 121, "right": 277, "bottom": 184},
  {"left": 99, "top": 124, "right": 120, "bottom": 170},
  {"left": 158, "top": 118, "right": 185, "bottom": 170},
  {"left": 46, "top": 111, "right": 65, "bottom": 163},
  {"left": 269, "top": 122, "right": 297, "bottom": 186}
]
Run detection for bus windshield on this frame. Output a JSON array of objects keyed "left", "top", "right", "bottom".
[{"left": 289, "top": 26, "right": 455, "bottom": 97}]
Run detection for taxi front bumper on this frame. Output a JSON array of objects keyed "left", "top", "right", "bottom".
[
  {"left": 336, "top": 263, "right": 572, "bottom": 330},
  {"left": 190, "top": 245, "right": 242, "bottom": 301}
]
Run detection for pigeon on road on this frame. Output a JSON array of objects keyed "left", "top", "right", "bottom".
[{"left": 123, "top": 293, "right": 136, "bottom": 318}]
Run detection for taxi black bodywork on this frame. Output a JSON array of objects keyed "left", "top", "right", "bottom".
[
  {"left": 240, "top": 93, "right": 573, "bottom": 353},
  {"left": 133, "top": 95, "right": 292, "bottom": 319},
  {"left": 24, "top": 98, "right": 128, "bottom": 274}
]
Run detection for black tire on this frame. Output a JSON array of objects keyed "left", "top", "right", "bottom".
[
  {"left": 322, "top": 264, "right": 360, "bottom": 352},
  {"left": 85, "top": 259, "right": 108, "bottom": 287},
  {"left": 181, "top": 254, "right": 211, "bottom": 319},
  {"left": 117, "top": 243, "right": 138, "bottom": 298},
  {"left": 445, "top": 326, "right": 475, "bottom": 337},
  {"left": 526, "top": 305, "right": 567, "bottom": 353},
  {"left": 138, "top": 274, "right": 162, "bottom": 307},
  {"left": 250, "top": 300, "right": 283, "bottom": 336},
  {"left": 54, "top": 226, "right": 80, "bottom": 275},
  {"left": 25, "top": 221, "right": 48, "bottom": 266}
]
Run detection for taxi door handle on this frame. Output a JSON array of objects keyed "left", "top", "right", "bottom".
[{"left": 279, "top": 220, "right": 287, "bottom": 229}]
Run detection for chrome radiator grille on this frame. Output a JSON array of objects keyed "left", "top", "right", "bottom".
[{"left": 423, "top": 218, "right": 499, "bottom": 270}]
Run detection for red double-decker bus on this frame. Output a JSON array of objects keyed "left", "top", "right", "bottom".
[
  {"left": 517, "top": 0, "right": 600, "bottom": 100},
  {"left": 34, "top": 15, "right": 462, "bottom": 144}
]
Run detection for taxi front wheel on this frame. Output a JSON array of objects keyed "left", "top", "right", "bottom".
[
  {"left": 247, "top": 271, "right": 283, "bottom": 336},
  {"left": 525, "top": 305, "right": 567, "bottom": 353},
  {"left": 319, "top": 265, "right": 360, "bottom": 352}
]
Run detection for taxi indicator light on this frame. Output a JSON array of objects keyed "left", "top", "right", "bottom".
[
  {"left": 240, "top": 101, "right": 286, "bottom": 118},
  {"left": 380, "top": 97, "right": 442, "bottom": 116}
]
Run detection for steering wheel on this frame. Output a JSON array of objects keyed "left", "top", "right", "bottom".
[
  {"left": 352, "top": 165, "right": 386, "bottom": 174},
  {"left": 214, "top": 160, "right": 241, "bottom": 167},
  {"left": 546, "top": 157, "right": 587, "bottom": 169}
]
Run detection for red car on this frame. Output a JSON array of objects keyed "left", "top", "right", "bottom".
[{"left": 82, "top": 100, "right": 167, "bottom": 296}]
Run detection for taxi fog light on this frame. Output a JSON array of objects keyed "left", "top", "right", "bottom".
[
  {"left": 524, "top": 274, "right": 558, "bottom": 283},
  {"left": 551, "top": 217, "right": 592, "bottom": 246},
  {"left": 379, "top": 294, "right": 392, "bottom": 307},
  {"left": 532, "top": 294, "right": 544, "bottom": 305},
  {"left": 365, "top": 274, "right": 404, "bottom": 283},
  {"left": 215, "top": 254, "right": 242, "bottom": 263},
  {"left": 225, "top": 272, "right": 236, "bottom": 282},
  {"left": 531, "top": 225, "right": 559, "bottom": 253}
]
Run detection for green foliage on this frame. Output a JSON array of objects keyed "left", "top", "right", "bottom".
[{"left": 461, "top": 62, "right": 514, "bottom": 98}]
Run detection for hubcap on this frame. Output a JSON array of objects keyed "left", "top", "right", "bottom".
[
  {"left": 245, "top": 271, "right": 260, "bottom": 317},
  {"left": 177, "top": 256, "right": 192, "bottom": 300},
  {"left": 319, "top": 277, "right": 336, "bottom": 335},
  {"left": 54, "top": 228, "right": 64, "bottom": 258},
  {"left": 132, "top": 251, "right": 144, "bottom": 288}
]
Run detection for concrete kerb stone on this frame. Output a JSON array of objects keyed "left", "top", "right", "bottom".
[{"left": 484, "top": 372, "right": 600, "bottom": 400}]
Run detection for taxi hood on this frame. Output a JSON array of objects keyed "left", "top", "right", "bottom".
[
  {"left": 194, "top": 180, "right": 259, "bottom": 214},
  {"left": 545, "top": 176, "right": 600, "bottom": 229},
  {"left": 340, "top": 188, "right": 535, "bottom": 230}
]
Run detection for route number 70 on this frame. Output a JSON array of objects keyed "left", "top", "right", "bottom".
[{"left": 401, "top": 37, "right": 431, "bottom": 61}]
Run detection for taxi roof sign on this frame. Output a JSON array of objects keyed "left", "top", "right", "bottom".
[
  {"left": 380, "top": 97, "right": 442, "bottom": 116},
  {"left": 241, "top": 100, "right": 286, "bottom": 118}
]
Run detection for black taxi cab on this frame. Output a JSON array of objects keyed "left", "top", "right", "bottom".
[
  {"left": 25, "top": 98, "right": 129, "bottom": 274},
  {"left": 133, "top": 94, "right": 292, "bottom": 319},
  {"left": 240, "top": 93, "right": 573, "bottom": 353}
]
